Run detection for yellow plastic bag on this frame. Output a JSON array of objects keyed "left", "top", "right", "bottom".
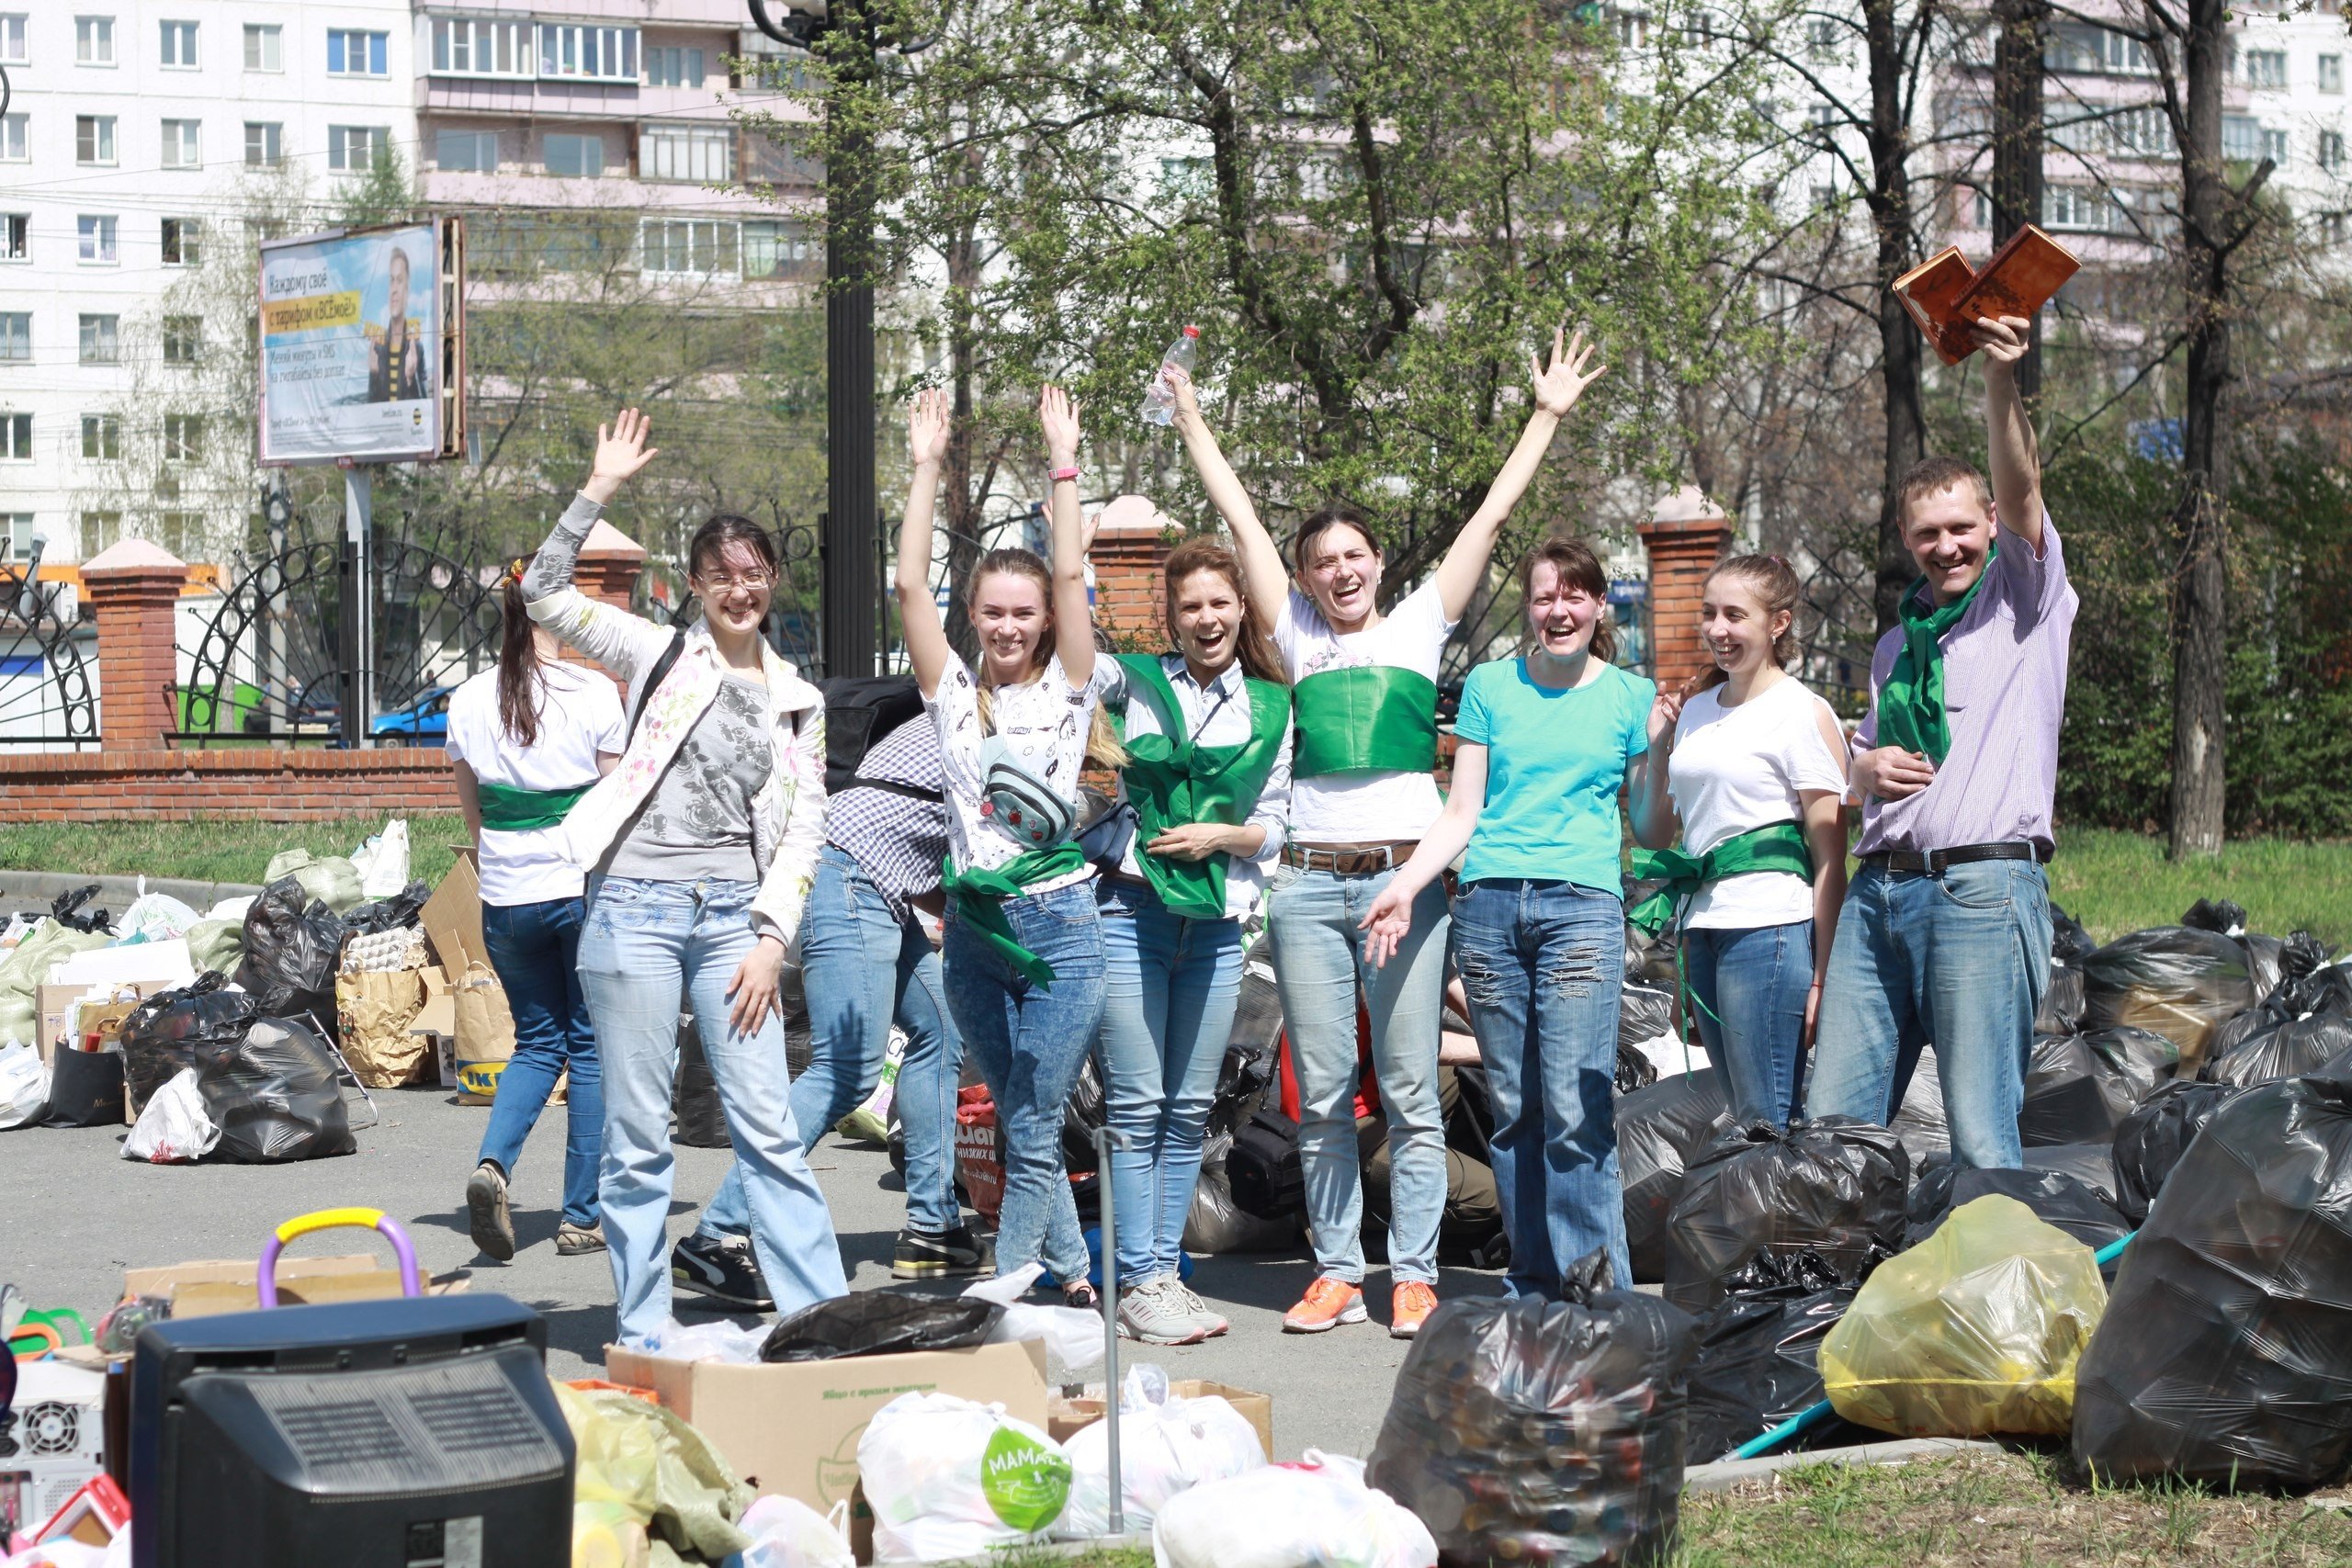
[
  {"left": 1819, "top": 1194, "right": 2106, "bottom": 1438},
  {"left": 556, "top": 1383, "right": 660, "bottom": 1568}
]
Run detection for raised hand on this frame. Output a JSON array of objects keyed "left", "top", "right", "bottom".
[
  {"left": 1646, "top": 687, "right": 1685, "bottom": 749},
  {"left": 1973, "top": 314, "right": 2031, "bottom": 367},
  {"left": 1039, "top": 384, "right": 1082, "bottom": 470},
  {"left": 1530, "top": 326, "right": 1608, "bottom": 420},
  {"left": 909, "top": 386, "right": 950, "bottom": 469},
  {"left": 1165, "top": 364, "right": 1203, "bottom": 426},
  {"left": 583, "top": 407, "right": 659, "bottom": 503}
]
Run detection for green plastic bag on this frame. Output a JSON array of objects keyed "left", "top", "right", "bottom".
[
  {"left": 263, "top": 848, "right": 365, "bottom": 914},
  {"left": 186, "top": 918, "right": 244, "bottom": 978}
]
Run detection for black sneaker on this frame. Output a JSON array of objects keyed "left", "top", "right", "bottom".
[
  {"left": 671, "top": 1233, "right": 774, "bottom": 1311},
  {"left": 892, "top": 1226, "right": 993, "bottom": 1280}
]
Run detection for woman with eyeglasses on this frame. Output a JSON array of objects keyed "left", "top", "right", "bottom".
[
  {"left": 519, "top": 407, "right": 847, "bottom": 1348},
  {"left": 448, "top": 563, "right": 625, "bottom": 1263}
]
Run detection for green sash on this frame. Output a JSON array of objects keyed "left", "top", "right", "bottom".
[
  {"left": 1291, "top": 665, "right": 1438, "bottom": 779},
  {"left": 1627, "top": 821, "right": 1815, "bottom": 938},
  {"left": 1877, "top": 546, "right": 1996, "bottom": 766},
  {"left": 1113, "top": 653, "right": 1291, "bottom": 920},
  {"left": 942, "top": 842, "right": 1086, "bottom": 989},
  {"left": 475, "top": 780, "right": 594, "bottom": 832}
]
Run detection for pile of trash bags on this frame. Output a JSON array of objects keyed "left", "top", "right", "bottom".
[{"left": 1663, "top": 1118, "right": 1908, "bottom": 1314}]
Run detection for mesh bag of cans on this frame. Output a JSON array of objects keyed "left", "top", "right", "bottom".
[{"left": 1365, "top": 1250, "right": 1700, "bottom": 1567}]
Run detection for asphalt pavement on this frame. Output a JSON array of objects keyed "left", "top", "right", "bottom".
[{"left": 0, "top": 1084, "right": 1508, "bottom": 1460}]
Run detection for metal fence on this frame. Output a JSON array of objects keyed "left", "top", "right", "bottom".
[{"left": 0, "top": 541, "right": 99, "bottom": 749}]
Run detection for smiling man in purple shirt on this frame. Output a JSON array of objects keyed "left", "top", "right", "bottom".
[{"left": 1804, "top": 313, "right": 2078, "bottom": 1170}]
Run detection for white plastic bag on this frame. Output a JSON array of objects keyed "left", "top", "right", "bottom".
[
  {"left": 965, "top": 1261, "right": 1104, "bottom": 1375},
  {"left": 353, "top": 818, "right": 412, "bottom": 899},
  {"left": 636, "top": 1316, "right": 767, "bottom": 1364},
  {"left": 0, "top": 1040, "right": 47, "bottom": 1130},
  {"left": 1151, "top": 1450, "right": 1437, "bottom": 1568},
  {"left": 121, "top": 1067, "right": 220, "bottom": 1163},
  {"left": 1058, "top": 1366, "right": 1267, "bottom": 1539},
  {"left": 117, "top": 886, "right": 203, "bottom": 945},
  {"left": 858, "top": 1391, "right": 1072, "bottom": 1562},
  {"left": 732, "top": 1495, "right": 854, "bottom": 1568}
]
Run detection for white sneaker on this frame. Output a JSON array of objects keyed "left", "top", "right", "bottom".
[
  {"left": 1116, "top": 1278, "right": 1207, "bottom": 1346},
  {"left": 1175, "top": 1280, "right": 1229, "bottom": 1337}
]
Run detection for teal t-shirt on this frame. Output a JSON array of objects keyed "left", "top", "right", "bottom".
[{"left": 1453, "top": 657, "right": 1655, "bottom": 894}]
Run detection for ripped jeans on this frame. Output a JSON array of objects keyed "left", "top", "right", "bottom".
[{"left": 1450, "top": 877, "right": 1632, "bottom": 1297}]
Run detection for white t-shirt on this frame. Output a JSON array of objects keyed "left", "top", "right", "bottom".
[
  {"left": 928, "top": 649, "right": 1110, "bottom": 891},
  {"left": 446, "top": 661, "right": 625, "bottom": 907},
  {"left": 1667, "top": 675, "right": 1847, "bottom": 929},
  {"left": 1274, "top": 581, "right": 1453, "bottom": 842}
]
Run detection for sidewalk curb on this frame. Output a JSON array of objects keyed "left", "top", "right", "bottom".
[
  {"left": 0, "top": 868, "right": 263, "bottom": 915},
  {"left": 1683, "top": 1437, "right": 2007, "bottom": 1492}
]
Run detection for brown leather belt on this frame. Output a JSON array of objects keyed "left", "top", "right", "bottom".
[{"left": 1282, "top": 840, "right": 1419, "bottom": 876}]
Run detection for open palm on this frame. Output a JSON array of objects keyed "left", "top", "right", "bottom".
[
  {"left": 1531, "top": 327, "right": 1608, "bottom": 419},
  {"left": 909, "top": 386, "right": 951, "bottom": 467},
  {"left": 1039, "top": 384, "right": 1082, "bottom": 467},
  {"left": 590, "top": 407, "right": 660, "bottom": 489}
]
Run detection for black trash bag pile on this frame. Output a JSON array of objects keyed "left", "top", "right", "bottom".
[
  {"left": 2018, "top": 1030, "right": 2175, "bottom": 1147},
  {"left": 1684, "top": 1250, "right": 1859, "bottom": 1465},
  {"left": 1366, "top": 1251, "right": 1700, "bottom": 1568},
  {"left": 1618, "top": 1068, "right": 1732, "bottom": 1283},
  {"left": 194, "top": 1012, "right": 355, "bottom": 1163},
  {"left": 232, "top": 876, "right": 345, "bottom": 1037},
  {"left": 2180, "top": 897, "right": 2288, "bottom": 1002},
  {"left": 338, "top": 880, "right": 431, "bottom": 936},
  {"left": 2079, "top": 1025, "right": 2180, "bottom": 1104},
  {"left": 2109, "top": 1078, "right": 2248, "bottom": 1223},
  {"left": 2079, "top": 926, "right": 2256, "bottom": 1073},
  {"left": 759, "top": 1292, "right": 1002, "bottom": 1363},
  {"left": 1663, "top": 1118, "right": 1909, "bottom": 1314},
  {"left": 1183, "top": 1129, "right": 1301, "bottom": 1255},
  {"left": 1905, "top": 1163, "right": 2130, "bottom": 1253},
  {"left": 1227, "top": 1108, "right": 1306, "bottom": 1222},
  {"left": 1207, "top": 1035, "right": 1279, "bottom": 1139},
  {"left": 2200, "top": 966, "right": 2352, "bottom": 1088},
  {"left": 119, "top": 974, "right": 261, "bottom": 1118},
  {"left": 671, "top": 1016, "right": 729, "bottom": 1148},
  {"left": 1620, "top": 982, "right": 1676, "bottom": 1053},
  {"left": 2051, "top": 903, "right": 2097, "bottom": 965},
  {"left": 1890, "top": 1049, "right": 1951, "bottom": 1169},
  {"left": 2010, "top": 1141, "right": 2126, "bottom": 1208},
  {"left": 2208, "top": 961, "right": 2351, "bottom": 1061},
  {"left": 1062, "top": 1055, "right": 1108, "bottom": 1173},
  {"left": 1622, "top": 886, "right": 1679, "bottom": 987},
  {"left": 2073, "top": 1057, "right": 2352, "bottom": 1488},
  {"left": 2035, "top": 967, "right": 2087, "bottom": 1036},
  {"left": 50, "top": 885, "right": 111, "bottom": 934}
]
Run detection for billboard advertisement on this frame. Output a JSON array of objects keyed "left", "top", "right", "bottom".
[{"left": 257, "top": 222, "right": 462, "bottom": 465}]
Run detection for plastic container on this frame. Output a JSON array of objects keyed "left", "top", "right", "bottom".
[{"left": 1140, "top": 326, "right": 1201, "bottom": 424}]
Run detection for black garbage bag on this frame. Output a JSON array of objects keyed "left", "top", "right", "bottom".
[
  {"left": 51, "top": 884, "right": 111, "bottom": 933},
  {"left": 2008, "top": 1141, "right": 2126, "bottom": 1207},
  {"left": 2072, "top": 1057, "right": 2352, "bottom": 1488},
  {"left": 1366, "top": 1251, "right": 1700, "bottom": 1568},
  {"left": 2051, "top": 904, "right": 2098, "bottom": 967},
  {"left": 194, "top": 1014, "right": 356, "bottom": 1163},
  {"left": 1617, "top": 1068, "right": 1732, "bottom": 1283},
  {"left": 2111, "top": 1078, "right": 2250, "bottom": 1223},
  {"left": 2080, "top": 927, "right": 2255, "bottom": 1072},
  {"left": 2278, "top": 931, "right": 2333, "bottom": 983},
  {"left": 1206, "top": 1037, "right": 1279, "bottom": 1140},
  {"left": 1663, "top": 1118, "right": 1909, "bottom": 1314},
  {"left": 1182, "top": 1132, "right": 1302, "bottom": 1255},
  {"left": 1905, "top": 1164, "right": 2131, "bottom": 1252},
  {"left": 2080, "top": 1024, "right": 2179, "bottom": 1103},
  {"left": 1620, "top": 981, "right": 1676, "bottom": 1054},
  {"left": 119, "top": 974, "right": 262, "bottom": 1118},
  {"left": 232, "top": 876, "right": 345, "bottom": 1037},
  {"left": 1890, "top": 1048, "right": 1951, "bottom": 1169},
  {"left": 2181, "top": 897, "right": 2289, "bottom": 999},
  {"left": 1062, "top": 1055, "right": 1108, "bottom": 1173},
  {"left": 1227, "top": 947, "right": 1284, "bottom": 1055},
  {"left": 1684, "top": 1251, "right": 1857, "bottom": 1464},
  {"left": 2200, "top": 965, "right": 2352, "bottom": 1083},
  {"left": 671, "top": 1016, "right": 729, "bottom": 1148},
  {"left": 1623, "top": 885, "right": 1679, "bottom": 985},
  {"left": 338, "top": 880, "right": 431, "bottom": 936},
  {"left": 758, "top": 1292, "right": 1003, "bottom": 1363},
  {"left": 2035, "top": 965, "right": 2087, "bottom": 1036},
  {"left": 2202, "top": 1011, "right": 2352, "bottom": 1089},
  {"left": 2018, "top": 1030, "right": 2173, "bottom": 1147}
]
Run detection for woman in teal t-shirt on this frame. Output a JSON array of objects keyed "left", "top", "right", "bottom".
[{"left": 1361, "top": 536, "right": 1656, "bottom": 1296}]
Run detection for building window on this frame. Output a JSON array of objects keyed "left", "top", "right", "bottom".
[
  {"left": 1971, "top": 187, "right": 1991, "bottom": 228},
  {"left": 156, "top": 512, "right": 201, "bottom": 557},
  {"left": 2242, "top": 49, "right": 2286, "bottom": 88},
  {"left": 244, "top": 23, "right": 280, "bottom": 71},
  {"left": 2323, "top": 130, "right": 2347, "bottom": 172},
  {"left": 2322, "top": 55, "right": 2344, "bottom": 95},
  {"left": 244, "top": 122, "right": 282, "bottom": 167},
  {"left": 0, "top": 115, "right": 22, "bottom": 162},
  {"left": 80, "top": 414, "right": 120, "bottom": 460},
  {"left": 2261, "top": 127, "right": 2290, "bottom": 163},
  {"left": 431, "top": 17, "right": 531, "bottom": 77},
  {"left": 78, "top": 315, "right": 119, "bottom": 365},
  {"left": 162, "top": 119, "right": 200, "bottom": 169},
  {"left": 647, "top": 46, "right": 706, "bottom": 86},
  {"left": 159, "top": 18, "right": 197, "bottom": 67},
  {"left": 164, "top": 414, "right": 202, "bottom": 464},
  {"left": 80, "top": 513, "right": 121, "bottom": 556},
  {"left": 0, "top": 514, "right": 32, "bottom": 562},
  {"left": 538, "top": 23, "right": 637, "bottom": 83},
  {"left": 2044, "top": 183, "right": 2124, "bottom": 232},
  {"left": 329, "top": 126, "right": 390, "bottom": 173},
  {"left": 163, "top": 318, "right": 201, "bottom": 366},
  {"left": 0, "top": 14, "right": 26, "bottom": 63},
  {"left": 743, "top": 220, "right": 823, "bottom": 280},
  {"left": 327, "top": 28, "right": 388, "bottom": 77},
  {"left": 544, "top": 133, "right": 605, "bottom": 177},
  {"left": 0, "top": 313, "right": 27, "bottom": 362},
  {"left": 76, "top": 216, "right": 118, "bottom": 265},
  {"left": 436, "top": 130, "right": 497, "bottom": 172},
  {"left": 75, "top": 15, "right": 114, "bottom": 65},
  {"left": 639, "top": 219, "right": 737, "bottom": 276},
  {"left": 162, "top": 218, "right": 200, "bottom": 265},
  {"left": 2223, "top": 116, "right": 2263, "bottom": 161},
  {"left": 2108, "top": 104, "right": 2177, "bottom": 158},
  {"left": 76, "top": 115, "right": 118, "bottom": 165},
  {"left": 0, "top": 214, "right": 23, "bottom": 262},
  {"left": 641, "top": 125, "right": 734, "bottom": 183},
  {"left": 0, "top": 414, "right": 31, "bottom": 461},
  {"left": 2046, "top": 23, "right": 2147, "bottom": 75}
]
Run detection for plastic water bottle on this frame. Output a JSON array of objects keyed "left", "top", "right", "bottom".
[{"left": 1139, "top": 325, "right": 1201, "bottom": 425}]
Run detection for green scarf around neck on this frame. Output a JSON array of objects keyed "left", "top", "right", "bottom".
[
  {"left": 1876, "top": 544, "right": 1997, "bottom": 766},
  {"left": 942, "top": 842, "right": 1086, "bottom": 988},
  {"left": 475, "top": 780, "right": 594, "bottom": 832},
  {"left": 1112, "top": 653, "right": 1290, "bottom": 920}
]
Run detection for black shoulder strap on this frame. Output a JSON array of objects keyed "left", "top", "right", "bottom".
[{"left": 628, "top": 627, "right": 688, "bottom": 743}]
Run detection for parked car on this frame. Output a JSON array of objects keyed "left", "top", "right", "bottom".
[{"left": 371, "top": 685, "right": 453, "bottom": 745}]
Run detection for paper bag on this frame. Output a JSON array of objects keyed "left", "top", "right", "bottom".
[
  {"left": 336, "top": 965, "right": 428, "bottom": 1088},
  {"left": 453, "top": 961, "right": 516, "bottom": 1104}
]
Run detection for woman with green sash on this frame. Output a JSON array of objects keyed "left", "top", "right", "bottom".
[
  {"left": 1626, "top": 555, "right": 1850, "bottom": 1128},
  {"left": 1091, "top": 536, "right": 1293, "bottom": 1345},
  {"left": 447, "top": 566, "right": 624, "bottom": 1261},
  {"left": 1166, "top": 328, "right": 1607, "bottom": 1338}
]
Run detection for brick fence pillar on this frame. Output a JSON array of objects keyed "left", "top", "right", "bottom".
[
  {"left": 1090, "top": 495, "right": 1173, "bottom": 645},
  {"left": 1637, "top": 486, "right": 1734, "bottom": 696},
  {"left": 573, "top": 518, "right": 649, "bottom": 612},
  {"left": 83, "top": 539, "right": 189, "bottom": 750}
]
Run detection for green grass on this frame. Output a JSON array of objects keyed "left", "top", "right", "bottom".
[
  {"left": 2047, "top": 829, "right": 2352, "bottom": 947},
  {"left": 0, "top": 817, "right": 469, "bottom": 891}
]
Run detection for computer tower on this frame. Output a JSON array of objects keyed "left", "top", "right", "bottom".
[{"left": 130, "top": 1294, "right": 572, "bottom": 1568}]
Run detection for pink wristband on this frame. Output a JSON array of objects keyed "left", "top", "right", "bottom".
[{"left": 1051, "top": 465, "right": 1080, "bottom": 483}]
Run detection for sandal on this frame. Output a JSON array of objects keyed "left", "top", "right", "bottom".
[{"left": 1060, "top": 1282, "right": 1101, "bottom": 1312}]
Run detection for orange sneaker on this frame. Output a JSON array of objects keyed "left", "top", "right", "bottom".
[
  {"left": 1281, "top": 1276, "right": 1367, "bottom": 1334},
  {"left": 1390, "top": 1280, "right": 1439, "bottom": 1339}
]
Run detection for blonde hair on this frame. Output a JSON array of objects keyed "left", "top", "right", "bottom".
[
  {"left": 967, "top": 548, "right": 1126, "bottom": 768},
  {"left": 1690, "top": 553, "right": 1803, "bottom": 694}
]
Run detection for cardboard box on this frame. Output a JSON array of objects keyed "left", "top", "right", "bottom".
[
  {"left": 120, "top": 1255, "right": 470, "bottom": 1318},
  {"left": 1047, "top": 1379, "right": 1274, "bottom": 1460},
  {"left": 35, "top": 980, "right": 170, "bottom": 1066},
  {"left": 419, "top": 848, "right": 485, "bottom": 973}
]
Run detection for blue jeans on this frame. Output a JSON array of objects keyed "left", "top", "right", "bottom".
[
  {"left": 697, "top": 847, "right": 963, "bottom": 1241},
  {"left": 942, "top": 877, "right": 1106, "bottom": 1286},
  {"left": 1096, "top": 877, "right": 1245, "bottom": 1284},
  {"left": 1450, "top": 879, "right": 1632, "bottom": 1296},
  {"left": 578, "top": 876, "right": 847, "bottom": 1346},
  {"left": 1807, "top": 859, "right": 2052, "bottom": 1171},
  {"left": 477, "top": 896, "right": 603, "bottom": 1229},
  {"left": 1266, "top": 864, "right": 1448, "bottom": 1287},
  {"left": 1684, "top": 919, "right": 1813, "bottom": 1129}
]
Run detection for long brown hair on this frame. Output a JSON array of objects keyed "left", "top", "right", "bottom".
[
  {"left": 1162, "top": 536, "right": 1286, "bottom": 686},
  {"left": 1290, "top": 505, "right": 1381, "bottom": 573},
  {"left": 1690, "top": 553, "right": 1802, "bottom": 694},
  {"left": 495, "top": 572, "right": 547, "bottom": 747},
  {"left": 1521, "top": 535, "right": 1616, "bottom": 664},
  {"left": 964, "top": 547, "right": 1125, "bottom": 767}
]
